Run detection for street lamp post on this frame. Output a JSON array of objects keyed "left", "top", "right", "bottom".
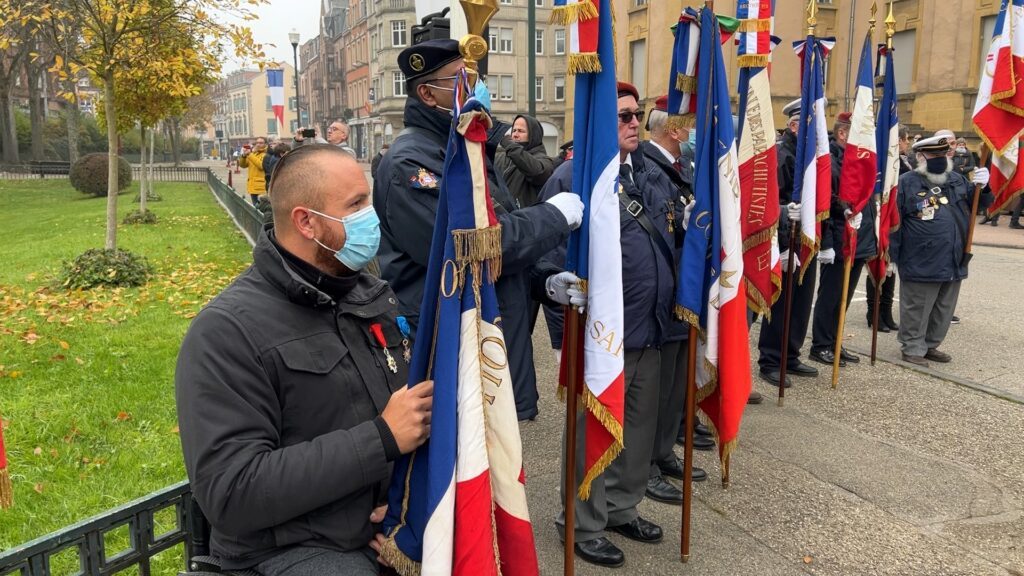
[{"left": 289, "top": 29, "right": 301, "bottom": 133}]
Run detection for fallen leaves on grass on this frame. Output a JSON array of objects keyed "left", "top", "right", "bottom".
[
  {"left": 33, "top": 483, "right": 44, "bottom": 494},
  {"left": 115, "top": 411, "right": 131, "bottom": 422}
]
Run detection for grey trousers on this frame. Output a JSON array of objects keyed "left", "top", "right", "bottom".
[
  {"left": 256, "top": 546, "right": 378, "bottom": 576},
  {"left": 897, "top": 279, "right": 961, "bottom": 357},
  {"left": 557, "top": 348, "right": 661, "bottom": 542},
  {"left": 650, "top": 340, "right": 685, "bottom": 478}
]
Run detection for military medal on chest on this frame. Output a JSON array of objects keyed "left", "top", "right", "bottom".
[
  {"left": 369, "top": 323, "right": 398, "bottom": 374},
  {"left": 396, "top": 316, "right": 412, "bottom": 363}
]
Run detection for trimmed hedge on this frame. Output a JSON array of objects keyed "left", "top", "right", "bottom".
[
  {"left": 69, "top": 153, "right": 132, "bottom": 197},
  {"left": 57, "top": 248, "right": 153, "bottom": 289}
]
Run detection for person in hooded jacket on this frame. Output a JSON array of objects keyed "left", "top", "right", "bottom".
[{"left": 495, "top": 114, "right": 556, "bottom": 208}]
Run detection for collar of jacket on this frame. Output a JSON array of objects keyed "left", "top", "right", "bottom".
[
  {"left": 403, "top": 97, "right": 451, "bottom": 142},
  {"left": 252, "top": 225, "right": 392, "bottom": 315}
]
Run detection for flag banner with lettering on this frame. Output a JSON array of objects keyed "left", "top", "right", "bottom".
[
  {"left": 667, "top": 8, "right": 700, "bottom": 129},
  {"left": 676, "top": 6, "right": 752, "bottom": 486},
  {"left": 735, "top": 0, "right": 781, "bottom": 316},
  {"left": 868, "top": 45, "right": 901, "bottom": 284},
  {"left": 974, "top": 0, "right": 1024, "bottom": 217},
  {"left": 266, "top": 69, "right": 285, "bottom": 134},
  {"left": 561, "top": 0, "right": 625, "bottom": 501},
  {"left": 792, "top": 35, "right": 834, "bottom": 282},
  {"left": 381, "top": 85, "right": 537, "bottom": 576},
  {"left": 552, "top": 0, "right": 600, "bottom": 74},
  {"left": 838, "top": 34, "right": 878, "bottom": 261}
]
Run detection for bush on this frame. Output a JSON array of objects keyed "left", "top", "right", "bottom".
[
  {"left": 69, "top": 153, "right": 132, "bottom": 197},
  {"left": 123, "top": 209, "right": 158, "bottom": 225},
  {"left": 57, "top": 248, "right": 153, "bottom": 289},
  {"left": 133, "top": 191, "right": 163, "bottom": 202}
]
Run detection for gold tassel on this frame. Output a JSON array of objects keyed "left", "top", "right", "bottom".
[
  {"left": 675, "top": 72, "right": 698, "bottom": 93},
  {"left": 666, "top": 113, "right": 696, "bottom": 131},
  {"left": 549, "top": 1, "right": 599, "bottom": 25},
  {"left": 567, "top": 53, "right": 602, "bottom": 75},
  {"left": 720, "top": 437, "right": 739, "bottom": 488},
  {"left": 451, "top": 225, "right": 503, "bottom": 285},
  {"left": 737, "top": 18, "right": 772, "bottom": 32},
  {"left": 379, "top": 536, "right": 422, "bottom": 576},
  {"left": 737, "top": 54, "right": 770, "bottom": 68},
  {"left": 576, "top": 387, "right": 624, "bottom": 501},
  {"left": 0, "top": 468, "right": 11, "bottom": 509},
  {"left": 741, "top": 224, "right": 777, "bottom": 252}
]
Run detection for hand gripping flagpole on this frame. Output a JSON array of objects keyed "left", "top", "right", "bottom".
[
  {"left": 832, "top": 2, "right": 878, "bottom": 389},
  {"left": 871, "top": 0, "right": 895, "bottom": 365}
]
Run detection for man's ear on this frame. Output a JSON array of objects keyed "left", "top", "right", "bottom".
[
  {"left": 292, "top": 207, "right": 315, "bottom": 240},
  {"left": 417, "top": 84, "right": 436, "bottom": 107}
]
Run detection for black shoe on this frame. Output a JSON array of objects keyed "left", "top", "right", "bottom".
[
  {"left": 675, "top": 432, "right": 716, "bottom": 450},
  {"left": 809, "top": 348, "right": 845, "bottom": 367},
  {"left": 990, "top": 219, "right": 999, "bottom": 226},
  {"left": 609, "top": 517, "right": 663, "bottom": 544},
  {"left": 658, "top": 457, "right": 708, "bottom": 482},
  {"left": 788, "top": 361, "right": 819, "bottom": 377},
  {"left": 574, "top": 537, "right": 625, "bottom": 568},
  {"left": 1009, "top": 221, "right": 1024, "bottom": 229},
  {"left": 950, "top": 315, "right": 960, "bottom": 325},
  {"left": 881, "top": 311, "right": 899, "bottom": 331},
  {"left": 646, "top": 476, "right": 683, "bottom": 504},
  {"left": 839, "top": 347, "right": 860, "bottom": 363},
  {"left": 759, "top": 369, "right": 792, "bottom": 388},
  {"left": 867, "top": 314, "right": 891, "bottom": 333},
  {"left": 925, "top": 348, "right": 952, "bottom": 363},
  {"left": 694, "top": 422, "right": 712, "bottom": 437},
  {"left": 747, "top": 390, "right": 764, "bottom": 404}
]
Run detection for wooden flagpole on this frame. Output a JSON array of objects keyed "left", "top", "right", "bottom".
[
  {"left": 777, "top": 226, "right": 799, "bottom": 406},
  {"left": 562, "top": 308, "right": 582, "bottom": 576},
  {"left": 681, "top": 327, "right": 698, "bottom": 562},
  {"left": 965, "top": 146, "right": 992, "bottom": 256},
  {"left": 871, "top": 1, "right": 895, "bottom": 366}
]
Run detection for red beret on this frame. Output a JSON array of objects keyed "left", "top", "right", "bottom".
[
  {"left": 654, "top": 95, "right": 668, "bottom": 112},
  {"left": 836, "top": 111, "right": 852, "bottom": 125},
  {"left": 617, "top": 81, "right": 639, "bottom": 101}
]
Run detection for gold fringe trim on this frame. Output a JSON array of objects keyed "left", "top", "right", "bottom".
[
  {"left": 379, "top": 534, "right": 421, "bottom": 576},
  {"left": 736, "top": 18, "right": 772, "bottom": 33},
  {"left": 577, "top": 386, "right": 624, "bottom": 501},
  {"left": 549, "top": 1, "right": 598, "bottom": 25},
  {"left": 720, "top": 437, "right": 739, "bottom": 488},
  {"left": 675, "top": 73, "right": 698, "bottom": 93},
  {"left": 0, "top": 468, "right": 11, "bottom": 509},
  {"left": 741, "top": 225, "right": 777, "bottom": 252},
  {"left": 988, "top": 188, "right": 1024, "bottom": 218},
  {"left": 568, "top": 53, "right": 602, "bottom": 75},
  {"left": 797, "top": 232, "right": 819, "bottom": 285},
  {"left": 744, "top": 279, "right": 772, "bottom": 321},
  {"left": 666, "top": 113, "right": 696, "bottom": 131},
  {"left": 737, "top": 54, "right": 770, "bottom": 68},
  {"left": 451, "top": 225, "right": 503, "bottom": 285},
  {"left": 674, "top": 304, "right": 701, "bottom": 330}
]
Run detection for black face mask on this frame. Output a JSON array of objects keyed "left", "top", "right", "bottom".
[{"left": 925, "top": 156, "right": 948, "bottom": 175}]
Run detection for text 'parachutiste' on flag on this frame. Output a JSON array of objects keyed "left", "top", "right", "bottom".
[
  {"left": 266, "top": 69, "right": 285, "bottom": 134},
  {"left": 792, "top": 34, "right": 835, "bottom": 282},
  {"left": 974, "top": 0, "right": 1024, "bottom": 217},
  {"left": 676, "top": 6, "right": 752, "bottom": 487},
  {"left": 869, "top": 43, "right": 901, "bottom": 284},
  {"left": 381, "top": 78, "right": 537, "bottom": 576},
  {"left": 559, "top": 0, "right": 625, "bottom": 500},
  {"left": 838, "top": 34, "right": 878, "bottom": 261},
  {"left": 735, "top": 0, "right": 782, "bottom": 316}
]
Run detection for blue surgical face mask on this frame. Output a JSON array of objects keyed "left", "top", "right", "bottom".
[
  {"left": 309, "top": 205, "right": 381, "bottom": 271},
  {"left": 688, "top": 130, "right": 697, "bottom": 147}
]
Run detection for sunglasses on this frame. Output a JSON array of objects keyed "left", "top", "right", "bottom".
[{"left": 618, "top": 110, "right": 645, "bottom": 124}]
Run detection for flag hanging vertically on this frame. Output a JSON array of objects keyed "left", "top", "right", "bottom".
[
  {"left": 735, "top": 0, "right": 782, "bottom": 316},
  {"left": 381, "top": 80, "right": 537, "bottom": 576},
  {"left": 792, "top": 35, "right": 835, "bottom": 282},
  {"left": 667, "top": 8, "right": 701, "bottom": 129},
  {"left": 838, "top": 34, "right": 878, "bottom": 261},
  {"left": 560, "top": 0, "right": 625, "bottom": 500},
  {"left": 267, "top": 69, "right": 286, "bottom": 134},
  {"left": 676, "top": 6, "right": 752, "bottom": 486},
  {"left": 552, "top": 0, "right": 601, "bottom": 74},
  {"left": 868, "top": 44, "right": 901, "bottom": 284},
  {"left": 974, "top": 0, "right": 1024, "bottom": 217}
]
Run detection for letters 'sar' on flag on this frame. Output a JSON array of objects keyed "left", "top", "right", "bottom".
[
  {"left": 381, "top": 84, "right": 537, "bottom": 576},
  {"left": 676, "top": 6, "right": 752, "bottom": 487},
  {"left": 869, "top": 44, "right": 901, "bottom": 285},
  {"left": 560, "top": 0, "right": 625, "bottom": 501},
  {"left": 266, "top": 69, "right": 286, "bottom": 134},
  {"left": 974, "top": 0, "right": 1024, "bottom": 217},
  {"left": 838, "top": 35, "right": 878, "bottom": 261}
]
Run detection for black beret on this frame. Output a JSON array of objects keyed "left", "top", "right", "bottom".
[{"left": 398, "top": 39, "right": 462, "bottom": 82}]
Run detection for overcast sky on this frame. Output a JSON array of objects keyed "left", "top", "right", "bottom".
[{"left": 223, "top": 1, "right": 323, "bottom": 72}]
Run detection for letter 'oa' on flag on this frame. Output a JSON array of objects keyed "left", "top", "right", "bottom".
[
  {"left": 869, "top": 44, "right": 901, "bottom": 284},
  {"left": 380, "top": 84, "right": 537, "bottom": 575},
  {"left": 676, "top": 6, "right": 752, "bottom": 486},
  {"left": 266, "top": 69, "right": 285, "bottom": 134},
  {"left": 838, "top": 35, "right": 878, "bottom": 261},
  {"left": 974, "top": 0, "right": 1024, "bottom": 217}
]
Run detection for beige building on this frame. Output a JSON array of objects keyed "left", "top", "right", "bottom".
[
  {"left": 583, "top": 0, "right": 1001, "bottom": 141},
  {"left": 212, "top": 62, "right": 297, "bottom": 150}
]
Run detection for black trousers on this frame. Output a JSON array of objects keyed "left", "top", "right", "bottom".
[
  {"left": 758, "top": 256, "right": 817, "bottom": 372},
  {"left": 865, "top": 273, "right": 896, "bottom": 318},
  {"left": 811, "top": 258, "right": 866, "bottom": 353}
]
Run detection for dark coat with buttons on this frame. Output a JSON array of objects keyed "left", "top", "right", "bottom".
[
  {"left": 890, "top": 169, "right": 971, "bottom": 283},
  {"left": 175, "top": 230, "right": 408, "bottom": 569}
]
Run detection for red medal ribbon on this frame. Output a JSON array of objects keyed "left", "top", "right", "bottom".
[{"left": 369, "top": 323, "right": 388, "bottom": 347}]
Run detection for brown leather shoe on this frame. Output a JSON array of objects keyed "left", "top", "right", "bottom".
[
  {"left": 925, "top": 348, "right": 952, "bottom": 363},
  {"left": 901, "top": 353, "right": 930, "bottom": 367},
  {"left": 747, "top": 390, "right": 764, "bottom": 404}
]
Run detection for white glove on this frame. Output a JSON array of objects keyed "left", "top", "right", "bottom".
[
  {"left": 681, "top": 197, "right": 694, "bottom": 231},
  {"left": 787, "top": 202, "right": 802, "bottom": 223},
  {"left": 818, "top": 248, "right": 836, "bottom": 265},
  {"left": 546, "top": 271, "right": 586, "bottom": 310},
  {"left": 844, "top": 208, "right": 863, "bottom": 230},
  {"left": 546, "top": 192, "right": 584, "bottom": 230},
  {"left": 971, "top": 167, "right": 990, "bottom": 186},
  {"left": 553, "top": 349, "right": 562, "bottom": 364},
  {"left": 779, "top": 250, "right": 802, "bottom": 271},
  {"left": 887, "top": 263, "right": 897, "bottom": 277}
]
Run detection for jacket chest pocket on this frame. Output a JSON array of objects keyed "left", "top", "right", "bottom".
[
  {"left": 362, "top": 320, "right": 409, "bottom": 394},
  {"left": 275, "top": 333, "right": 364, "bottom": 429}
]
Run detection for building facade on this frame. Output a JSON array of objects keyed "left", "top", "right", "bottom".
[{"left": 211, "top": 63, "right": 297, "bottom": 151}]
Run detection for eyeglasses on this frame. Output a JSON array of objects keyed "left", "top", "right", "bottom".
[{"left": 618, "top": 110, "right": 645, "bottom": 124}]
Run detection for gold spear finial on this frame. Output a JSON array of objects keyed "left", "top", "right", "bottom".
[
  {"left": 885, "top": 0, "right": 896, "bottom": 47},
  {"left": 869, "top": 0, "right": 878, "bottom": 34},
  {"left": 459, "top": 0, "right": 499, "bottom": 82},
  {"left": 807, "top": 0, "right": 818, "bottom": 35}
]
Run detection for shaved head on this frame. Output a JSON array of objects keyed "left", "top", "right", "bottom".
[{"left": 269, "top": 145, "right": 362, "bottom": 226}]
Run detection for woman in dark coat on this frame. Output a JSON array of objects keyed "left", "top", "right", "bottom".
[{"left": 495, "top": 114, "right": 555, "bottom": 208}]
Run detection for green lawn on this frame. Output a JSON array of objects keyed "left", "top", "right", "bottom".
[{"left": 0, "top": 178, "right": 252, "bottom": 569}]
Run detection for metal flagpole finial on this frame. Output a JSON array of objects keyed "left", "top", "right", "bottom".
[
  {"left": 807, "top": 0, "right": 818, "bottom": 34},
  {"left": 869, "top": 1, "right": 878, "bottom": 34},
  {"left": 885, "top": 0, "right": 896, "bottom": 46},
  {"left": 459, "top": 0, "right": 499, "bottom": 79}
]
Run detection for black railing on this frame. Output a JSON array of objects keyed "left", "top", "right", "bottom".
[
  {"left": 0, "top": 481, "right": 196, "bottom": 576},
  {"left": 0, "top": 162, "right": 71, "bottom": 179},
  {"left": 132, "top": 167, "right": 208, "bottom": 183},
  {"left": 207, "top": 170, "right": 264, "bottom": 246}
]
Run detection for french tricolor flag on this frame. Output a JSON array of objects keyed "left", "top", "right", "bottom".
[
  {"left": 266, "top": 69, "right": 285, "bottom": 134},
  {"left": 838, "top": 35, "right": 878, "bottom": 261}
]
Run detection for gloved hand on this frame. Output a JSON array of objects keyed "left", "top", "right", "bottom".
[
  {"left": 844, "top": 208, "right": 863, "bottom": 230},
  {"left": 787, "top": 202, "right": 802, "bottom": 223},
  {"left": 887, "top": 263, "right": 897, "bottom": 277},
  {"left": 779, "top": 249, "right": 802, "bottom": 272},
  {"left": 680, "top": 198, "right": 695, "bottom": 231},
  {"left": 546, "top": 271, "right": 586, "bottom": 310},
  {"left": 818, "top": 248, "right": 836, "bottom": 265},
  {"left": 971, "top": 167, "right": 990, "bottom": 186},
  {"left": 546, "top": 192, "right": 584, "bottom": 230}
]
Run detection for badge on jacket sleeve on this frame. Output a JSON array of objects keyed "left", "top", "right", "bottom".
[{"left": 410, "top": 168, "right": 440, "bottom": 189}]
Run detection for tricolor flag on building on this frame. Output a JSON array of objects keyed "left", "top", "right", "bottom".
[
  {"left": 838, "top": 35, "right": 878, "bottom": 261},
  {"left": 267, "top": 69, "right": 285, "bottom": 134},
  {"left": 869, "top": 44, "right": 901, "bottom": 284},
  {"left": 974, "top": 0, "right": 1024, "bottom": 217},
  {"left": 381, "top": 83, "right": 537, "bottom": 576},
  {"left": 792, "top": 35, "right": 835, "bottom": 281},
  {"left": 735, "top": 0, "right": 782, "bottom": 316},
  {"left": 676, "top": 6, "right": 752, "bottom": 486},
  {"left": 552, "top": 0, "right": 601, "bottom": 74},
  {"left": 666, "top": 8, "right": 701, "bottom": 129},
  {"left": 560, "top": 0, "right": 625, "bottom": 500}
]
